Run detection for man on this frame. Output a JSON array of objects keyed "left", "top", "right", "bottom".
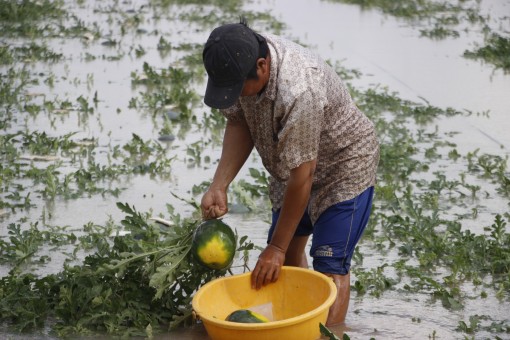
[{"left": 200, "top": 18, "right": 379, "bottom": 326}]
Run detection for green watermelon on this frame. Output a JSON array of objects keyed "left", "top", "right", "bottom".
[
  {"left": 225, "top": 309, "right": 270, "bottom": 323},
  {"left": 191, "top": 219, "right": 236, "bottom": 270}
]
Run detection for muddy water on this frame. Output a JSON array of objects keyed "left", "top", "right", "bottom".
[
  {"left": 1, "top": 0, "right": 509, "bottom": 339},
  {"left": 265, "top": 0, "right": 510, "bottom": 150},
  {"left": 170, "top": 1, "right": 510, "bottom": 339}
]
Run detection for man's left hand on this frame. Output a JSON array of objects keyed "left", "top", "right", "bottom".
[{"left": 251, "top": 244, "right": 285, "bottom": 290}]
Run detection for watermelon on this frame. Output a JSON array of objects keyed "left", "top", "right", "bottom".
[
  {"left": 225, "top": 309, "right": 269, "bottom": 323},
  {"left": 191, "top": 219, "right": 236, "bottom": 270}
]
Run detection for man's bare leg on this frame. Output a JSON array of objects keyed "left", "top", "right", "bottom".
[
  {"left": 284, "top": 235, "right": 309, "bottom": 267},
  {"left": 283, "top": 236, "right": 351, "bottom": 325},
  {"left": 325, "top": 272, "right": 350, "bottom": 326}
]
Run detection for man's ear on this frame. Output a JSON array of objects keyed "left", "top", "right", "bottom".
[{"left": 257, "top": 57, "right": 268, "bottom": 74}]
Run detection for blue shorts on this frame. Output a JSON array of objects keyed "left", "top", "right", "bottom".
[{"left": 267, "top": 186, "right": 374, "bottom": 275}]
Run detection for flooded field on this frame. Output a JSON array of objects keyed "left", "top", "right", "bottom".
[{"left": 1, "top": 0, "right": 509, "bottom": 339}]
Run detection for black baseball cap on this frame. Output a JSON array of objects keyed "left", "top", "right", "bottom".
[{"left": 203, "top": 23, "right": 260, "bottom": 109}]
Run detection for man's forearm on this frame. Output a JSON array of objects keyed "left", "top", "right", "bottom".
[
  {"left": 211, "top": 119, "right": 254, "bottom": 190},
  {"left": 269, "top": 160, "right": 316, "bottom": 252}
]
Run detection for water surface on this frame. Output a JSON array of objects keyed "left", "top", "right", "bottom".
[{"left": 1, "top": 0, "right": 509, "bottom": 339}]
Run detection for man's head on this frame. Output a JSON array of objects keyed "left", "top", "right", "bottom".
[{"left": 203, "top": 18, "right": 269, "bottom": 109}]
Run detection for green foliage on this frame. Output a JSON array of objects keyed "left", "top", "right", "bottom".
[
  {"left": 11, "top": 43, "right": 63, "bottom": 62},
  {"left": 320, "top": 323, "right": 341, "bottom": 339},
  {"left": 0, "top": 0, "right": 64, "bottom": 22},
  {"left": 324, "top": 0, "right": 509, "bottom": 73},
  {"left": 0, "top": 202, "right": 254, "bottom": 336},
  {"left": 336, "top": 44, "right": 510, "bottom": 337},
  {"left": 130, "top": 62, "right": 201, "bottom": 116},
  {"left": 1, "top": 0, "right": 509, "bottom": 338},
  {"left": 323, "top": 0, "right": 487, "bottom": 40},
  {"left": 0, "top": 0, "right": 103, "bottom": 39},
  {"left": 352, "top": 264, "right": 395, "bottom": 297},
  {"left": 464, "top": 34, "right": 510, "bottom": 73}
]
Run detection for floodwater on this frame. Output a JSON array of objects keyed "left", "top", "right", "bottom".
[{"left": 1, "top": 0, "right": 509, "bottom": 339}]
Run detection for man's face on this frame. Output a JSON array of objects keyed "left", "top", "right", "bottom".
[{"left": 241, "top": 77, "right": 265, "bottom": 97}]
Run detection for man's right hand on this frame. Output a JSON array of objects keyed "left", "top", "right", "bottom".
[
  {"left": 200, "top": 119, "right": 254, "bottom": 220},
  {"left": 201, "top": 187, "right": 228, "bottom": 219}
]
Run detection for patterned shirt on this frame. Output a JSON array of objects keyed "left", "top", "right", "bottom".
[{"left": 221, "top": 34, "right": 379, "bottom": 223}]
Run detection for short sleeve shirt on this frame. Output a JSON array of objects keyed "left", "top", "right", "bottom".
[{"left": 221, "top": 34, "right": 380, "bottom": 224}]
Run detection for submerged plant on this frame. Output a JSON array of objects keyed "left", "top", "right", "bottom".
[
  {"left": 1, "top": 0, "right": 509, "bottom": 338},
  {"left": 464, "top": 33, "right": 510, "bottom": 73}
]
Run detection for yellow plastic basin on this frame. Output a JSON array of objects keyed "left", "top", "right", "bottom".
[{"left": 192, "top": 266, "right": 337, "bottom": 340}]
